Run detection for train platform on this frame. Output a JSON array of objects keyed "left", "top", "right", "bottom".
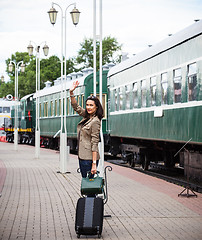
[{"left": 0, "top": 142, "right": 202, "bottom": 240}]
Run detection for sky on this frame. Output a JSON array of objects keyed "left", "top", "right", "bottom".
[{"left": 0, "top": 0, "right": 202, "bottom": 82}]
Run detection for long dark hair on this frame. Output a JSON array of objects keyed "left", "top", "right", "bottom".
[{"left": 85, "top": 95, "right": 104, "bottom": 120}]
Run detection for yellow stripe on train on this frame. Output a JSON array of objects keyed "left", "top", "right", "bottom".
[
  {"left": 0, "top": 115, "right": 11, "bottom": 118},
  {"left": 5, "top": 128, "right": 33, "bottom": 132}
]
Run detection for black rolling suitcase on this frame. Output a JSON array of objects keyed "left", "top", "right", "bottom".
[{"left": 75, "top": 197, "right": 104, "bottom": 238}]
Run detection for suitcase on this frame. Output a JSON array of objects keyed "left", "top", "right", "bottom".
[{"left": 75, "top": 197, "right": 104, "bottom": 238}]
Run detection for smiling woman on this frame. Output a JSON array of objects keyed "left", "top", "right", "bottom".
[
  {"left": 69, "top": 80, "right": 104, "bottom": 178},
  {"left": 86, "top": 99, "right": 97, "bottom": 116}
]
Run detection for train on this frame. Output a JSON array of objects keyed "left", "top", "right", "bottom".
[
  {"left": 0, "top": 96, "right": 16, "bottom": 142},
  {"left": 107, "top": 20, "right": 202, "bottom": 181},
  {"left": 4, "top": 20, "right": 202, "bottom": 181}
]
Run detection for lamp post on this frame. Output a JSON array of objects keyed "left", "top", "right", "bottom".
[
  {"left": 8, "top": 61, "right": 25, "bottom": 150},
  {"left": 93, "top": 0, "right": 104, "bottom": 177},
  {"left": 48, "top": 2, "right": 80, "bottom": 173},
  {"left": 27, "top": 41, "right": 49, "bottom": 158}
]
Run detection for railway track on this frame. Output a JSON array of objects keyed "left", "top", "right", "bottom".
[{"left": 105, "top": 158, "right": 202, "bottom": 194}]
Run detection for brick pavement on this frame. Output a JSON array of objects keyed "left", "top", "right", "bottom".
[{"left": 0, "top": 142, "right": 202, "bottom": 240}]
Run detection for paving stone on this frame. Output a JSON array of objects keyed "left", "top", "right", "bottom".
[{"left": 0, "top": 142, "right": 202, "bottom": 240}]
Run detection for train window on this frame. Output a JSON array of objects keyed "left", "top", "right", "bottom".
[
  {"left": 96, "top": 94, "right": 107, "bottom": 118},
  {"left": 3, "top": 107, "right": 10, "bottom": 113},
  {"left": 188, "top": 63, "right": 197, "bottom": 101},
  {"left": 55, "top": 100, "right": 57, "bottom": 116},
  {"left": 141, "top": 80, "right": 147, "bottom": 107},
  {"left": 108, "top": 90, "right": 111, "bottom": 112},
  {"left": 44, "top": 102, "right": 48, "bottom": 117},
  {"left": 59, "top": 99, "right": 61, "bottom": 116},
  {"left": 0, "top": 107, "right": 2, "bottom": 113},
  {"left": 103, "top": 94, "right": 107, "bottom": 118},
  {"left": 77, "top": 96, "right": 80, "bottom": 108},
  {"left": 173, "top": 68, "right": 182, "bottom": 103},
  {"left": 119, "top": 87, "right": 123, "bottom": 110},
  {"left": 74, "top": 96, "right": 78, "bottom": 115},
  {"left": 125, "top": 85, "right": 130, "bottom": 109},
  {"left": 67, "top": 97, "right": 69, "bottom": 115},
  {"left": 114, "top": 89, "right": 118, "bottom": 111},
  {"left": 133, "top": 82, "right": 138, "bottom": 108},
  {"left": 150, "top": 76, "right": 156, "bottom": 106},
  {"left": 63, "top": 98, "right": 65, "bottom": 115},
  {"left": 161, "top": 73, "right": 168, "bottom": 105},
  {"left": 50, "top": 101, "right": 53, "bottom": 116},
  {"left": 75, "top": 96, "right": 79, "bottom": 114},
  {"left": 46, "top": 102, "right": 48, "bottom": 117},
  {"left": 39, "top": 103, "right": 42, "bottom": 117},
  {"left": 81, "top": 95, "right": 84, "bottom": 108}
]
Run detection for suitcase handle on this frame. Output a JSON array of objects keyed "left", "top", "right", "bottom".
[
  {"left": 103, "top": 166, "right": 112, "bottom": 204},
  {"left": 86, "top": 171, "right": 100, "bottom": 179}
]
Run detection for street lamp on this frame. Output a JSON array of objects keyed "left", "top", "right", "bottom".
[
  {"left": 27, "top": 41, "right": 49, "bottom": 158},
  {"left": 8, "top": 61, "right": 25, "bottom": 150},
  {"left": 48, "top": 2, "right": 80, "bottom": 173},
  {"left": 1, "top": 75, "right": 4, "bottom": 83},
  {"left": 43, "top": 43, "right": 49, "bottom": 56},
  {"left": 48, "top": 5, "right": 80, "bottom": 25}
]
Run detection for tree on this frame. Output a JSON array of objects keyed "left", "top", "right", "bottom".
[
  {"left": 40, "top": 56, "right": 78, "bottom": 82},
  {"left": 0, "top": 53, "right": 77, "bottom": 98},
  {"left": 76, "top": 36, "right": 122, "bottom": 70},
  {"left": 3, "top": 52, "right": 31, "bottom": 98}
]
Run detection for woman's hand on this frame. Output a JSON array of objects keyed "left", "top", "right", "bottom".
[
  {"left": 91, "top": 163, "right": 97, "bottom": 175},
  {"left": 91, "top": 152, "right": 97, "bottom": 175},
  {"left": 70, "top": 80, "right": 79, "bottom": 93}
]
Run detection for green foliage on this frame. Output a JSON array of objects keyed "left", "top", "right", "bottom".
[
  {"left": 0, "top": 81, "right": 13, "bottom": 98},
  {"left": 76, "top": 36, "right": 122, "bottom": 70},
  {"left": 0, "top": 53, "right": 76, "bottom": 98},
  {"left": 40, "top": 55, "right": 61, "bottom": 86},
  {"left": 3, "top": 52, "right": 31, "bottom": 98}
]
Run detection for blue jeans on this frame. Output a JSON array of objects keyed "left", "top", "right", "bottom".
[{"left": 79, "top": 159, "right": 98, "bottom": 178}]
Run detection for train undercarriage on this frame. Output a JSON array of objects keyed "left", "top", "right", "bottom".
[
  {"left": 6, "top": 132, "right": 35, "bottom": 145},
  {"left": 108, "top": 137, "right": 180, "bottom": 169},
  {"left": 107, "top": 136, "right": 202, "bottom": 182}
]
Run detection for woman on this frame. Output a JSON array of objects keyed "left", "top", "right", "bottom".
[{"left": 70, "top": 80, "right": 104, "bottom": 178}]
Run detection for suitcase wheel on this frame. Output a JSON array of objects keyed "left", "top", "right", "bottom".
[
  {"left": 77, "top": 234, "right": 80, "bottom": 238},
  {"left": 97, "top": 227, "right": 101, "bottom": 238}
]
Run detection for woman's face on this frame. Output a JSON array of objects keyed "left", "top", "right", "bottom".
[{"left": 86, "top": 100, "right": 97, "bottom": 116}]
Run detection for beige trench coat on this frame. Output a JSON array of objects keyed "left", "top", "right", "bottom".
[{"left": 71, "top": 101, "right": 101, "bottom": 160}]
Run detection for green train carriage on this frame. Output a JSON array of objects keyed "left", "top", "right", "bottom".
[
  {"left": 107, "top": 20, "right": 202, "bottom": 180},
  {"left": 38, "top": 69, "right": 109, "bottom": 150}
]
